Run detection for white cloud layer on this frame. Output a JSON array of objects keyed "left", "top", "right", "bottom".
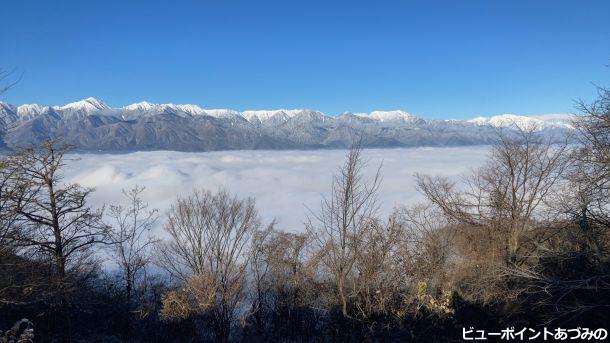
[{"left": 63, "top": 147, "right": 490, "bottom": 234}]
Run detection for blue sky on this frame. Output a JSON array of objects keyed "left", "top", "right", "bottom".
[{"left": 1, "top": 0, "right": 609, "bottom": 119}]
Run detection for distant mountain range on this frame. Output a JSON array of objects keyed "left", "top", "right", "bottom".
[{"left": 0, "top": 97, "right": 574, "bottom": 152}]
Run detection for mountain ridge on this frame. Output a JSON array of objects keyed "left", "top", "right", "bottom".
[{"left": 0, "top": 98, "right": 574, "bottom": 152}]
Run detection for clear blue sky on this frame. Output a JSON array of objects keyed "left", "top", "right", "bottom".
[{"left": 1, "top": 0, "right": 609, "bottom": 119}]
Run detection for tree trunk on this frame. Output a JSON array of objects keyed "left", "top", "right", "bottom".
[{"left": 338, "top": 275, "right": 348, "bottom": 316}]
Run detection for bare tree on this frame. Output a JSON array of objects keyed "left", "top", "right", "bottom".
[
  {"left": 157, "top": 189, "right": 262, "bottom": 342},
  {"left": 568, "top": 86, "right": 610, "bottom": 235},
  {"left": 3, "top": 140, "right": 110, "bottom": 291},
  {"left": 0, "top": 160, "right": 19, "bottom": 255},
  {"left": 0, "top": 140, "right": 110, "bottom": 338},
  {"left": 351, "top": 217, "right": 403, "bottom": 318},
  {"left": 262, "top": 230, "right": 310, "bottom": 311},
  {"left": 0, "top": 158, "right": 58, "bottom": 308},
  {"left": 0, "top": 69, "right": 22, "bottom": 97},
  {"left": 393, "top": 203, "right": 455, "bottom": 287},
  {"left": 574, "top": 86, "right": 610, "bottom": 188},
  {"left": 389, "top": 202, "right": 463, "bottom": 316},
  {"left": 246, "top": 227, "right": 315, "bottom": 332},
  {"left": 306, "top": 143, "right": 382, "bottom": 316},
  {"left": 108, "top": 185, "right": 159, "bottom": 316},
  {"left": 246, "top": 224, "right": 273, "bottom": 331},
  {"left": 0, "top": 68, "right": 22, "bottom": 145},
  {"left": 516, "top": 85, "right": 610, "bottom": 324},
  {"left": 0, "top": 159, "right": 25, "bottom": 304},
  {"left": 416, "top": 128, "right": 569, "bottom": 268}
]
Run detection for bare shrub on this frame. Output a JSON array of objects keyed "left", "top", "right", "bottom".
[
  {"left": 157, "top": 189, "right": 263, "bottom": 342},
  {"left": 109, "top": 185, "right": 159, "bottom": 331},
  {"left": 416, "top": 129, "right": 569, "bottom": 302},
  {"left": 306, "top": 143, "right": 381, "bottom": 316}
]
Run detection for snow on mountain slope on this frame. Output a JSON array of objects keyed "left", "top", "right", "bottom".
[
  {"left": 1, "top": 97, "right": 575, "bottom": 152},
  {"left": 354, "top": 110, "right": 421, "bottom": 123},
  {"left": 123, "top": 101, "right": 157, "bottom": 112},
  {"left": 529, "top": 113, "right": 576, "bottom": 123},
  {"left": 175, "top": 104, "right": 206, "bottom": 115},
  {"left": 0, "top": 102, "right": 18, "bottom": 123},
  {"left": 467, "top": 114, "right": 572, "bottom": 130},
  {"left": 201, "top": 109, "right": 241, "bottom": 118},
  {"left": 55, "top": 97, "right": 109, "bottom": 113},
  {"left": 7, "top": 98, "right": 574, "bottom": 128},
  {"left": 12, "top": 98, "right": 574, "bottom": 129},
  {"left": 242, "top": 110, "right": 301, "bottom": 123},
  {"left": 17, "top": 104, "right": 46, "bottom": 118},
  {"left": 123, "top": 102, "right": 251, "bottom": 118},
  {"left": 0, "top": 102, "right": 16, "bottom": 113},
  {"left": 123, "top": 102, "right": 206, "bottom": 116}
]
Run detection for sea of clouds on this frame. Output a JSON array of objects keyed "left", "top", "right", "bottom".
[{"left": 63, "top": 147, "right": 490, "bottom": 233}]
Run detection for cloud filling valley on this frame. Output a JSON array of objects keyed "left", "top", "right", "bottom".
[{"left": 64, "top": 147, "right": 490, "bottom": 234}]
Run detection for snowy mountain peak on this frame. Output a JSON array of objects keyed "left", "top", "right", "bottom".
[
  {"left": 17, "top": 104, "right": 45, "bottom": 117},
  {"left": 57, "top": 97, "right": 109, "bottom": 112},
  {"left": 124, "top": 101, "right": 157, "bottom": 111}
]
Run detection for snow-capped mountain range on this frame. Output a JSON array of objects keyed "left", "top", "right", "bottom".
[{"left": 0, "top": 97, "right": 574, "bottom": 152}]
